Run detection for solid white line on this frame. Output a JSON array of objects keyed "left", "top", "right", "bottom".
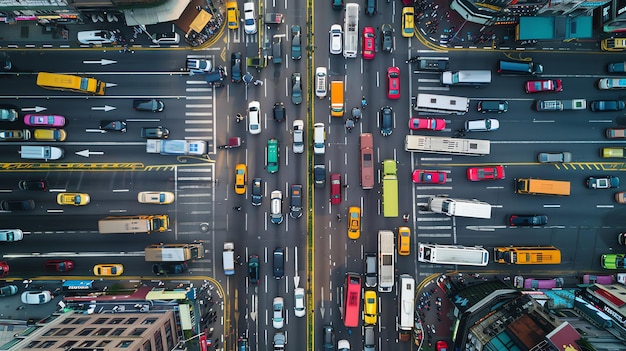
[
  {"left": 416, "top": 233, "right": 451, "bottom": 237},
  {"left": 420, "top": 157, "right": 453, "bottom": 161},
  {"left": 187, "top": 80, "right": 208, "bottom": 85},
  {"left": 417, "top": 86, "right": 450, "bottom": 91},
  {"left": 177, "top": 168, "right": 213, "bottom": 172},
  {"left": 597, "top": 205, "right": 615, "bottom": 208},
  {"left": 544, "top": 204, "right": 561, "bottom": 208},
  {"left": 177, "top": 177, "right": 213, "bottom": 181},
  {"left": 186, "top": 88, "right": 212, "bottom": 92}
]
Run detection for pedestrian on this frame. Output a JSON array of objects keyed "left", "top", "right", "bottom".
[{"left": 337, "top": 214, "right": 342, "bottom": 222}]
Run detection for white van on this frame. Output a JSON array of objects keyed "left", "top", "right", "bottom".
[
  {"left": 223, "top": 242, "right": 235, "bottom": 275},
  {"left": 441, "top": 70, "right": 492, "bottom": 86},
  {"left": 19, "top": 146, "right": 64, "bottom": 160},
  {"left": 313, "top": 123, "right": 325, "bottom": 154},
  {"left": 315, "top": 67, "right": 328, "bottom": 99}
]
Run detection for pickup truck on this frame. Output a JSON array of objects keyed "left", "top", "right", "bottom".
[
  {"left": 606, "top": 128, "right": 626, "bottom": 139},
  {"left": 265, "top": 13, "right": 284, "bottom": 24},
  {"left": 535, "top": 99, "right": 586, "bottom": 112},
  {"left": 608, "top": 62, "right": 626, "bottom": 73},
  {"left": 415, "top": 57, "right": 449, "bottom": 71},
  {"left": 146, "top": 139, "right": 207, "bottom": 155},
  {"left": 186, "top": 59, "right": 213, "bottom": 75}
]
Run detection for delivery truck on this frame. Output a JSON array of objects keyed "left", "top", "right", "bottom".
[
  {"left": 427, "top": 196, "right": 491, "bottom": 219},
  {"left": 144, "top": 243, "right": 205, "bottom": 262},
  {"left": 98, "top": 215, "right": 170, "bottom": 234},
  {"left": 515, "top": 178, "right": 571, "bottom": 196},
  {"left": 146, "top": 139, "right": 206, "bottom": 155}
]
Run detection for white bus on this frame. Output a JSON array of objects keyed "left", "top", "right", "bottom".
[
  {"left": 418, "top": 243, "right": 489, "bottom": 266},
  {"left": 378, "top": 230, "right": 395, "bottom": 292},
  {"left": 404, "top": 135, "right": 490, "bottom": 156},
  {"left": 398, "top": 274, "right": 415, "bottom": 342},
  {"left": 414, "top": 93, "right": 469, "bottom": 114},
  {"left": 343, "top": 3, "right": 359, "bottom": 58}
]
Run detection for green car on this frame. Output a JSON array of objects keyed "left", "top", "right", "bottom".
[
  {"left": 601, "top": 253, "right": 626, "bottom": 269},
  {"left": 267, "top": 138, "right": 279, "bottom": 173}
]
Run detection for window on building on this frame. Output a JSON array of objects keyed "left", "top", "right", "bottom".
[
  {"left": 117, "top": 340, "right": 134, "bottom": 348},
  {"left": 97, "top": 340, "right": 111, "bottom": 347},
  {"left": 55, "top": 328, "right": 74, "bottom": 336},
  {"left": 125, "top": 318, "right": 138, "bottom": 324},
  {"left": 43, "top": 328, "right": 59, "bottom": 336},
  {"left": 79, "top": 340, "right": 96, "bottom": 347},
  {"left": 94, "top": 317, "right": 109, "bottom": 324},
  {"left": 95, "top": 328, "right": 111, "bottom": 336},
  {"left": 62, "top": 318, "right": 75, "bottom": 324},
  {"left": 143, "top": 340, "right": 153, "bottom": 351},
  {"left": 154, "top": 330, "right": 163, "bottom": 351},
  {"left": 131, "top": 328, "right": 147, "bottom": 336},
  {"left": 109, "top": 318, "right": 124, "bottom": 324},
  {"left": 164, "top": 321, "right": 174, "bottom": 349},
  {"left": 40, "top": 340, "right": 56, "bottom": 348},
  {"left": 72, "top": 317, "right": 90, "bottom": 324},
  {"left": 142, "top": 317, "right": 158, "bottom": 324},
  {"left": 26, "top": 341, "right": 40, "bottom": 348},
  {"left": 112, "top": 328, "right": 126, "bottom": 336},
  {"left": 61, "top": 341, "right": 77, "bottom": 348},
  {"left": 78, "top": 328, "right": 95, "bottom": 336}
]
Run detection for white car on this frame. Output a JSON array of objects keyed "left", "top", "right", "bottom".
[
  {"left": 137, "top": 191, "right": 175, "bottom": 204},
  {"left": 294, "top": 287, "right": 306, "bottom": 317},
  {"left": 293, "top": 120, "right": 304, "bottom": 154},
  {"left": 248, "top": 101, "right": 261, "bottom": 135},
  {"left": 186, "top": 58, "right": 213, "bottom": 75},
  {"left": 315, "top": 67, "right": 328, "bottom": 99},
  {"left": 337, "top": 339, "right": 351, "bottom": 351},
  {"left": 313, "top": 123, "right": 325, "bottom": 155},
  {"left": 77, "top": 30, "right": 116, "bottom": 45},
  {"left": 21, "top": 290, "right": 52, "bottom": 305},
  {"left": 272, "top": 296, "right": 285, "bottom": 329},
  {"left": 243, "top": 2, "right": 257, "bottom": 35},
  {"left": 464, "top": 118, "right": 499, "bottom": 132},
  {"left": 329, "top": 24, "right": 343, "bottom": 55}
]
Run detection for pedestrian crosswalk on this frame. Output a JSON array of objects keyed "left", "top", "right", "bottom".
[
  {"left": 411, "top": 52, "right": 451, "bottom": 92},
  {"left": 185, "top": 54, "right": 218, "bottom": 150},
  {"left": 416, "top": 194, "right": 453, "bottom": 240}
]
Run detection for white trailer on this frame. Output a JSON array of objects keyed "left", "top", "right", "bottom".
[
  {"left": 418, "top": 243, "right": 489, "bottom": 266},
  {"left": 428, "top": 196, "right": 491, "bottom": 219}
]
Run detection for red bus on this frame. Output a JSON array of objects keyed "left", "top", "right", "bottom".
[
  {"left": 360, "top": 133, "right": 375, "bottom": 190},
  {"left": 343, "top": 272, "right": 362, "bottom": 327}
]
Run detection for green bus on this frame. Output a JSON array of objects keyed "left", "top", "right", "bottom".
[{"left": 381, "top": 160, "right": 398, "bottom": 217}]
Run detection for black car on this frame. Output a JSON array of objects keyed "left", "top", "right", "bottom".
[
  {"left": 323, "top": 325, "right": 335, "bottom": 351},
  {"left": 509, "top": 214, "right": 548, "bottom": 227},
  {"left": 231, "top": 52, "right": 242, "bottom": 83},
  {"left": 379, "top": 106, "right": 393, "bottom": 136},
  {"left": 1, "top": 200, "right": 35, "bottom": 211},
  {"left": 273, "top": 102, "right": 285, "bottom": 122},
  {"left": 133, "top": 99, "right": 165, "bottom": 112},
  {"left": 273, "top": 247, "right": 284, "bottom": 279},
  {"left": 248, "top": 255, "right": 260, "bottom": 284},
  {"left": 140, "top": 126, "right": 170, "bottom": 139},
  {"left": 18, "top": 179, "right": 47, "bottom": 191},
  {"left": 314, "top": 164, "right": 326, "bottom": 188},
  {"left": 152, "top": 262, "right": 188, "bottom": 275},
  {"left": 251, "top": 178, "right": 263, "bottom": 206},
  {"left": 290, "top": 184, "right": 303, "bottom": 219},
  {"left": 100, "top": 120, "right": 127, "bottom": 133},
  {"left": 381, "top": 24, "right": 393, "bottom": 53},
  {"left": 590, "top": 100, "right": 626, "bottom": 112}
]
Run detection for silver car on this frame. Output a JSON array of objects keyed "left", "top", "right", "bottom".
[
  {"left": 537, "top": 152, "right": 572, "bottom": 163},
  {"left": 293, "top": 120, "right": 304, "bottom": 154},
  {"left": 329, "top": 24, "right": 343, "bottom": 55}
]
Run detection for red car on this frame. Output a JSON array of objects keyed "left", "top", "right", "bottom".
[
  {"left": 408, "top": 117, "right": 446, "bottom": 131},
  {"left": 466, "top": 165, "right": 505, "bottom": 181},
  {"left": 412, "top": 170, "right": 447, "bottom": 184},
  {"left": 44, "top": 259, "right": 75, "bottom": 272},
  {"left": 330, "top": 173, "right": 342, "bottom": 205},
  {"left": 362, "top": 26, "right": 376, "bottom": 60},
  {"left": 436, "top": 340, "right": 448, "bottom": 351},
  {"left": 525, "top": 79, "right": 562, "bottom": 94},
  {"left": 387, "top": 66, "right": 400, "bottom": 99},
  {"left": 0, "top": 261, "right": 8, "bottom": 278}
]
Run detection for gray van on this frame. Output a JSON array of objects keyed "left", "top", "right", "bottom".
[
  {"left": 19, "top": 146, "right": 64, "bottom": 160},
  {"left": 477, "top": 100, "right": 508, "bottom": 113},
  {"left": 273, "top": 247, "right": 284, "bottom": 279},
  {"left": 497, "top": 60, "right": 543, "bottom": 75}
]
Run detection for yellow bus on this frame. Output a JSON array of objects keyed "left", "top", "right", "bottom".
[
  {"left": 601, "top": 38, "right": 626, "bottom": 51},
  {"left": 494, "top": 246, "right": 561, "bottom": 265},
  {"left": 36, "top": 72, "right": 106, "bottom": 95},
  {"left": 381, "top": 159, "right": 398, "bottom": 217}
]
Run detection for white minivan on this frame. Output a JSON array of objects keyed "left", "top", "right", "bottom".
[
  {"left": 313, "top": 123, "right": 326, "bottom": 154},
  {"left": 465, "top": 119, "right": 499, "bottom": 132},
  {"left": 329, "top": 24, "right": 343, "bottom": 55}
]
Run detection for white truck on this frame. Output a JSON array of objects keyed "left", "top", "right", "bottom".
[
  {"left": 146, "top": 139, "right": 206, "bottom": 155},
  {"left": 535, "top": 99, "right": 587, "bottom": 112},
  {"left": 427, "top": 196, "right": 491, "bottom": 219},
  {"left": 223, "top": 242, "right": 235, "bottom": 276}
]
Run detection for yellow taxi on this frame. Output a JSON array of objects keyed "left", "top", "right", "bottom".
[
  {"left": 93, "top": 263, "right": 124, "bottom": 276},
  {"left": 33, "top": 129, "right": 67, "bottom": 141},
  {"left": 137, "top": 191, "right": 175, "bottom": 204},
  {"left": 363, "top": 290, "right": 377, "bottom": 325},
  {"left": 401, "top": 7, "right": 415, "bottom": 38},
  {"left": 226, "top": 1, "right": 240, "bottom": 30},
  {"left": 234, "top": 164, "right": 247, "bottom": 195},
  {"left": 347, "top": 206, "right": 361, "bottom": 239},
  {"left": 398, "top": 226, "right": 411, "bottom": 256},
  {"left": 56, "top": 193, "right": 90, "bottom": 206}
]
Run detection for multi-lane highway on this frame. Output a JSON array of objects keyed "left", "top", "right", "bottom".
[{"left": 2, "top": 1, "right": 626, "bottom": 351}]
